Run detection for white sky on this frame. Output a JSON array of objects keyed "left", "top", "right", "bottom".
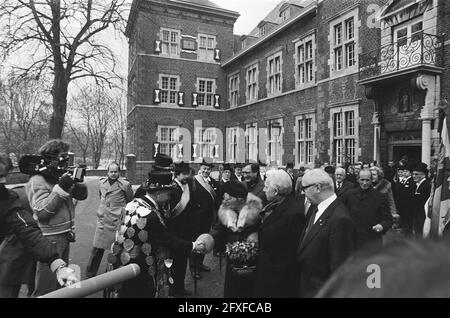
[{"left": 212, "top": 0, "right": 282, "bottom": 35}]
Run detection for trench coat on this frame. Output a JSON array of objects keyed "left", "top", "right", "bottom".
[{"left": 93, "top": 177, "right": 134, "bottom": 249}]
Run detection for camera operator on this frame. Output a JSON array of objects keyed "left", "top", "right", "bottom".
[
  {"left": 25, "top": 139, "right": 87, "bottom": 296},
  {"left": 0, "top": 154, "right": 78, "bottom": 297}
]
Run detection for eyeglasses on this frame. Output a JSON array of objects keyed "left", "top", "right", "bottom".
[{"left": 302, "top": 183, "right": 318, "bottom": 190}]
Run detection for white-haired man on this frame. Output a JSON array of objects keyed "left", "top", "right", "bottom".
[
  {"left": 296, "top": 169, "right": 356, "bottom": 298},
  {"left": 254, "top": 169, "right": 305, "bottom": 298},
  {"left": 334, "top": 167, "right": 353, "bottom": 198}
]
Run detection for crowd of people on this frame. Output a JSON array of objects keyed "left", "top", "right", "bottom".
[{"left": 0, "top": 139, "right": 448, "bottom": 298}]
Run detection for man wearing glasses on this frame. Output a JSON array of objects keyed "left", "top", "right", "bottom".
[
  {"left": 242, "top": 163, "right": 267, "bottom": 205},
  {"left": 296, "top": 169, "right": 356, "bottom": 298}
]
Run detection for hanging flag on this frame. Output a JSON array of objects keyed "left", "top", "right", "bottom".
[{"left": 428, "top": 109, "right": 450, "bottom": 238}]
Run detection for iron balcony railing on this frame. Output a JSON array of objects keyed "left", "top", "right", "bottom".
[{"left": 359, "top": 33, "right": 445, "bottom": 80}]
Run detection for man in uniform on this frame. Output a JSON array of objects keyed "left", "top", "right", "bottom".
[
  {"left": 167, "top": 162, "right": 196, "bottom": 297},
  {"left": 189, "top": 159, "right": 220, "bottom": 278},
  {"left": 107, "top": 154, "right": 204, "bottom": 298},
  {"left": 85, "top": 162, "right": 134, "bottom": 278}
]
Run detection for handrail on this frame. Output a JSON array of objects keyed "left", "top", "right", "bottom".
[{"left": 39, "top": 264, "right": 140, "bottom": 298}]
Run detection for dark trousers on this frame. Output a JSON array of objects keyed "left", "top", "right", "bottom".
[
  {"left": 0, "top": 284, "right": 21, "bottom": 298},
  {"left": 189, "top": 253, "right": 206, "bottom": 272},
  {"left": 413, "top": 210, "right": 426, "bottom": 239},
  {"left": 171, "top": 253, "right": 188, "bottom": 293},
  {"left": 85, "top": 247, "right": 105, "bottom": 279}
]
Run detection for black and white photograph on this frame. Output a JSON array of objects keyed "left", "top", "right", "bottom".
[{"left": 1, "top": 0, "right": 450, "bottom": 301}]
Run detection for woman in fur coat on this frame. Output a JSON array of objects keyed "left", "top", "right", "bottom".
[{"left": 202, "top": 180, "right": 262, "bottom": 298}]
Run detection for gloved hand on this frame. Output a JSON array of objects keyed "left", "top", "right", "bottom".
[
  {"left": 56, "top": 266, "right": 78, "bottom": 287},
  {"left": 59, "top": 172, "right": 75, "bottom": 192}
]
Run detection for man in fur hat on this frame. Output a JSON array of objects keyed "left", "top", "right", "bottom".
[{"left": 107, "top": 154, "right": 205, "bottom": 298}]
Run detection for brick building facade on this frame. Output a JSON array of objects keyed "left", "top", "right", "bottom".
[{"left": 125, "top": 0, "right": 448, "bottom": 183}]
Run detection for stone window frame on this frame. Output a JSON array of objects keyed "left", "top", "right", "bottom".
[
  {"left": 229, "top": 72, "right": 240, "bottom": 108},
  {"left": 246, "top": 63, "right": 259, "bottom": 103},
  {"left": 196, "top": 127, "right": 217, "bottom": 159},
  {"left": 294, "top": 33, "right": 316, "bottom": 89},
  {"left": 160, "top": 28, "right": 181, "bottom": 57},
  {"left": 227, "top": 126, "right": 239, "bottom": 163},
  {"left": 158, "top": 74, "right": 180, "bottom": 106},
  {"left": 329, "top": 105, "right": 359, "bottom": 165},
  {"left": 197, "top": 33, "right": 216, "bottom": 62},
  {"left": 267, "top": 118, "right": 284, "bottom": 166},
  {"left": 157, "top": 125, "right": 179, "bottom": 159},
  {"left": 196, "top": 77, "right": 216, "bottom": 107},
  {"left": 245, "top": 122, "right": 258, "bottom": 162},
  {"left": 295, "top": 113, "right": 316, "bottom": 167},
  {"left": 266, "top": 51, "right": 283, "bottom": 97},
  {"left": 329, "top": 8, "right": 359, "bottom": 77}
]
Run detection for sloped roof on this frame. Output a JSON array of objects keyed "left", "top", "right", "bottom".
[
  {"left": 248, "top": 0, "right": 312, "bottom": 37},
  {"left": 173, "top": 0, "right": 224, "bottom": 10}
]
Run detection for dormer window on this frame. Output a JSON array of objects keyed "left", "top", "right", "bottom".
[
  {"left": 280, "top": 9, "right": 290, "bottom": 22},
  {"left": 260, "top": 25, "right": 266, "bottom": 37},
  {"left": 241, "top": 38, "right": 247, "bottom": 49}
]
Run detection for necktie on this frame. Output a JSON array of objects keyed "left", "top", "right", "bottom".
[
  {"left": 304, "top": 206, "right": 318, "bottom": 236},
  {"left": 337, "top": 182, "right": 341, "bottom": 190}
]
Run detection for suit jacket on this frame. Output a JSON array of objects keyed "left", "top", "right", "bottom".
[
  {"left": 411, "top": 179, "right": 431, "bottom": 218},
  {"left": 335, "top": 180, "right": 353, "bottom": 198},
  {"left": 167, "top": 179, "right": 197, "bottom": 241},
  {"left": 254, "top": 196, "right": 306, "bottom": 298},
  {"left": 296, "top": 198, "right": 356, "bottom": 298},
  {"left": 191, "top": 176, "right": 221, "bottom": 234},
  {"left": 342, "top": 187, "right": 393, "bottom": 250}
]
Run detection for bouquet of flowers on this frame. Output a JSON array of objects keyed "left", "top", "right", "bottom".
[{"left": 225, "top": 240, "right": 258, "bottom": 277}]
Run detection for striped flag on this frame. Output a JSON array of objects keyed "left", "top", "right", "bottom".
[{"left": 428, "top": 109, "right": 450, "bottom": 238}]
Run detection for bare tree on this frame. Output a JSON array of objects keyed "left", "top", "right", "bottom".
[
  {"left": 0, "top": 0, "right": 129, "bottom": 139},
  {"left": 67, "top": 86, "right": 114, "bottom": 169},
  {"left": 109, "top": 94, "right": 127, "bottom": 168},
  {"left": 0, "top": 73, "right": 52, "bottom": 159}
]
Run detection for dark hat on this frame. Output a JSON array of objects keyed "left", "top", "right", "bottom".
[
  {"left": 324, "top": 165, "right": 336, "bottom": 174},
  {"left": 258, "top": 160, "right": 267, "bottom": 167},
  {"left": 286, "top": 162, "right": 294, "bottom": 169},
  {"left": 234, "top": 163, "right": 244, "bottom": 169},
  {"left": 153, "top": 153, "right": 173, "bottom": 171},
  {"left": 200, "top": 158, "right": 214, "bottom": 168},
  {"left": 174, "top": 161, "right": 190, "bottom": 173},
  {"left": 222, "top": 163, "right": 232, "bottom": 172},
  {"left": 412, "top": 162, "right": 428, "bottom": 174},
  {"left": 222, "top": 180, "right": 248, "bottom": 198},
  {"left": 144, "top": 154, "right": 174, "bottom": 192}
]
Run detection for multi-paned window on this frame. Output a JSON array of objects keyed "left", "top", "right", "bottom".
[
  {"left": 161, "top": 28, "right": 180, "bottom": 57},
  {"left": 245, "top": 123, "right": 258, "bottom": 162},
  {"left": 280, "top": 9, "right": 290, "bottom": 22},
  {"left": 158, "top": 126, "right": 179, "bottom": 159},
  {"left": 246, "top": 63, "right": 258, "bottom": 102},
  {"left": 159, "top": 74, "right": 179, "bottom": 105},
  {"left": 229, "top": 73, "right": 239, "bottom": 108},
  {"left": 267, "top": 52, "right": 282, "bottom": 96},
  {"left": 260, "top": 25, "right": 266, "bottom": 37},
  {"left": 330, "top": 9, "right": 358, "bottom": 76},
  {"left": 197, "top": 128, "right": 216, "bottom": 159},
  {"left": 197, "top": 78, "right": 216, "bottom": 107},
  {"left": 295, "top": 34, "right": 315, "bottom": 87},
  {"left": 296, "top": 114, "right": 315, "bottom": 166},
  {"left": 331, "top": 107, "right": 358, "bottom": 165},
  {"left": 198, "top": 34, "right": 216, "bottom": 62},
  {"left": 267, "top": 119, "right": 283, "bottom": 165},
  {"left": 228, "top": 127, "right": 239, "bottom": 162}
]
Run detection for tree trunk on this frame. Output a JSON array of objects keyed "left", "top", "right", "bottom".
[{"left": 49, "top": 73, "right": 68, "bottom": 139}]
